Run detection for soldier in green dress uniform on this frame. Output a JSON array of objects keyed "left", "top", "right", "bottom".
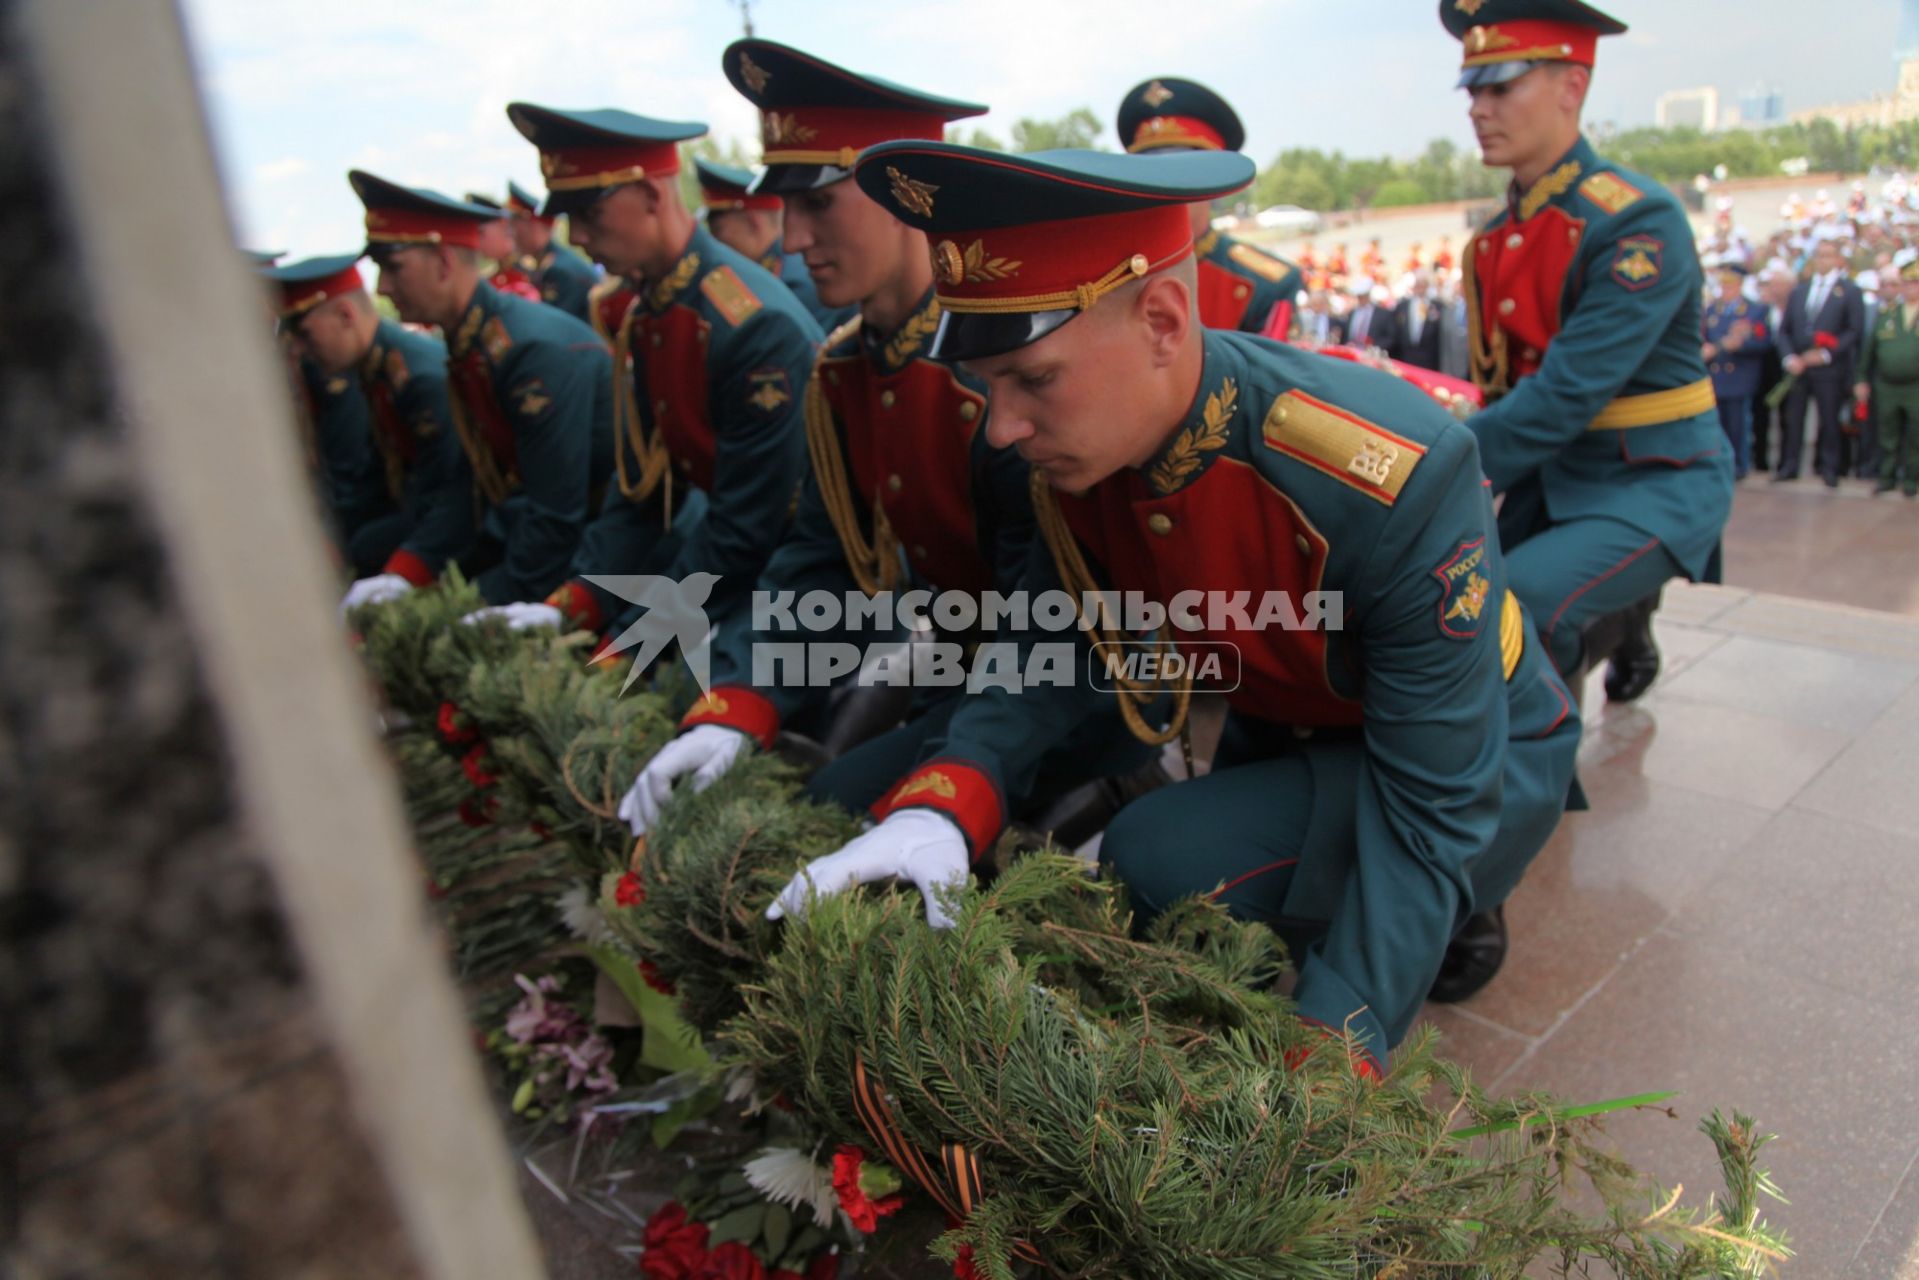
[
  {"left": 1856, "top": 252, "right": 1919, "bottom": 496},
  {"left": 480, "top": 104, "right": 821, "bottom": 645},
  {"left": 263, "top": 253, "right": 477, "bottom": 612},
  {"left": 1442, "top": 0, "right": 1734, "bottom": 704},
  {"left": 350, "top": 170, "right": 615, "bottom": 605},
  {"left": 506, "top": 179, "right": 600, "bottom": 322},
  {"left": 747, "top": 143, "right": 1581, "bottom": 1068},
  {"left": 1116, "top": 77, "right": 1303, "bottom": 336}
]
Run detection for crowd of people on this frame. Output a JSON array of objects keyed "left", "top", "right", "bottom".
[{"left": 1219, "top": 173, "right": 1919, "bottom": 494}]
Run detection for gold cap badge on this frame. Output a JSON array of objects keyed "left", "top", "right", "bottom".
[
  {"left": 934, "top": 239, "right": 965, "bottom": 286},
  {"left": 887, "top": 166, "right": 939, "bottom": 217}
]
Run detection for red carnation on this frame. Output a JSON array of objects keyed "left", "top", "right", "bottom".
[
  {"left": 615, "top": 871, "right": 645, "bottom": 908},
  {"left": 530, "top": 820, "right": 553, "bottom": 840},
  {"left": 952, "top": 1245, "right": 981, "bottom": 1280},
  {"left": 1754, "top": 323, "right": 1768, "bottom": 340},
  {"left": 831, "top": 1146, "right": 905, "bottom": 1234},
  {"left": 436, "top": 700, "right": 479, "bottom": 746},
  {"left": 460, "top": 742, "right": 498, "bottom": 789},
  {"left": 640, "top": 1202, "right": 711, "bottom": 1280},
  {"left": 1814, "top": 331, "right": 1839, "bottom": 350},
  {"left": 639, "top": 959, "right": 675, "bottom": 995},
  {"left": 693, "top": 1242, "right": 764, "bottom": 1280}
]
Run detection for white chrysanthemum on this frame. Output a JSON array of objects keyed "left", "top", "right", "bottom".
[
  {"left": 742, "top": 1146, "right": 838, "bottom": 1229},
  {"left": 556, "top": 884, "right": 613, "bottom": 945}
]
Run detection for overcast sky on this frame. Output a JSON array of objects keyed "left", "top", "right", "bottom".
[{"left": 181, "top": 0, "right": 1903, "bottom": 258}]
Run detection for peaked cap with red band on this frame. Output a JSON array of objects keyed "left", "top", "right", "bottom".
[
  {"left": 852, "top": 142, "right": 1254, "bottom": 362},
  {"left": 1440, "top": 0, "right": 1627, "bottom": 89},
  {"left": 505, "top": 180, "right": 547, "bottom": 220},
  {"left": 693, "top": 157, "right": 782, "bottom": 213},
  {"left": 1116, "top": 76, "right": 1246, "bottom": 155},
  {"left": 505, "top": 104, "right": 707, "bottom": 218},
  {"left": 349, "top": 170, "right": 499, "bottom": 253},
  {"left": 258, "top": 252, "right": 368, "bottom": 323},
  {"left": 720, "top": 39, "right": 987, "bottom": 195}
]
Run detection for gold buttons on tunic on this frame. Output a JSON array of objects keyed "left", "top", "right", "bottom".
[
  {"left": 1294, "top": 534, "right": 1311, "bottom": 555},
  {"left": 1506, "top": 233, "right": 1524, "bottom": 250},
  {"left": 1498, "top": 298, "right": 1516, "bottom": 316},
  {"left": 880, "top": 390, "right": 896, "bottom": 408},
  {"left": 958, "top": 401, "right": 979, "bottom": 421},
  {"left": 1147, "top": 513, "right": 1174, "bottom": 536},
  {"left": 1269, "top": 404, "right": 1289, "bottom": 427},
  {"left": 887, "top": 474, "right": 903, "bottom": 493},
  {"left": 1234, "top": 284, "right": 1249, "bottom": 300}
]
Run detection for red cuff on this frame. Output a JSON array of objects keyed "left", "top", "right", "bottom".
[
  {"left": 382, "top": 548, "right": 436, "bottom": 587},
  {"left": 1290, "top": 1018, "right": 1382, "bottom": 1080},
  {"left": 870, "top": 759, "right": 1004, "bottom": 863},
  {"left": 545, "top": 579, "right": 604, "bottom": 633},
  {"left": 680, "top": 685, "right": 780, "bottom": 749}
]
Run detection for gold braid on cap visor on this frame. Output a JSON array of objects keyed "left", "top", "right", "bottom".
[{"left": 936, "top": 244, "right": 1193, "bottom": 315}]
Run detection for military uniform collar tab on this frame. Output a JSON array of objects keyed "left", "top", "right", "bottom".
[
  {"left": 448, "top": 282, "right": 497, "bottom": 358},
  {"left": 644, "top": 226, "right": 708, "bottom": 312},
  {"left": 1140, "top": 331, "right": 1240, "bottom": 497},
  {"left": 865, "top": 287, "right": 942, "bottom": 370},
  {"left": 1510, "top": 137, "right": 1591, "bottom": 221},
  {"left": 1194, "top": 226, "right": 1223, "bottom": 257},
  {"left": 759, "top": 237, "right": 785, "bottom": 275}
]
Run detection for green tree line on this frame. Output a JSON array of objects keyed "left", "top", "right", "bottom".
[{"left": 687, "top": 110, "right": 1919, "bottom": 215}]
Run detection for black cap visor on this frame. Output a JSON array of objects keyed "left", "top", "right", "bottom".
[
  {"left": 927, "top": 306, "right": 1082, "bottom": 363},
  {"left": 1457, "top": 59, "right": 1546, "bottom": 89},
  {"left": 750, "top": 162, "right": 855, "bottom": 196}
]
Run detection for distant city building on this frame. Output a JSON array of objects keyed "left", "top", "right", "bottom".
[
  {"left": 1656, "top": 87, "right": 1719, "bottom": 131},
  {"left": 1734, "top": 85, "right": 1783, "bottom": 128},
  {"left": 1789, "top": 51, "right": 1919, "bottom": 130}
]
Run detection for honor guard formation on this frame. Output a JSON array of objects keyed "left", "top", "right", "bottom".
[{"left": 265, "top": 0, "right": 1742, "bottom": 1069}]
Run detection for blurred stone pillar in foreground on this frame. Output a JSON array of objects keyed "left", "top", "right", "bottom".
[{"left": 0, "top": 3, "right": 545, "bottom": 1277}]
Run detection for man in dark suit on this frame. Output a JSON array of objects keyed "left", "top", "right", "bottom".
[
  {"left": 1775, "top": 237, "right": 1867, "bottom": 485},
  {"left": 1751, "top": 266, "right": 1792, "bottom": 470},
  {"left": 1338, "top": 278, "right": 1398, "bottom": 350},
  {"left": 1391, "top": 272, "right": 1444, "bottom": 371}
]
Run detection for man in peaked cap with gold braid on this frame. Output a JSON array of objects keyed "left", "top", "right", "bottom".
[
  {"left": 484, "top": 104, "right": 819, "bottom": 650},
  {"left": 618, "top": 40, "right": 1160, "bottom": 844},
  {"left": 351, "top": 171, "right": 615, "bottom": 607},
  {"left": 753, "top": 142, "right": 1582, "bottom": 1066},
  {"left": 263, "top": 253, "right": 477, "bottom": 614},
  {"left": 1442, "top": 0, "right": 1733, "bottom": 706},
  {"left": 694, "top": 156, "right": 848, "bottom": 332},
  {"left": 1117, "top": 77, "right": 1303, "bottom": 338},
  {"left": 504, "top": 180, "right": 601, "bottom": 323}
]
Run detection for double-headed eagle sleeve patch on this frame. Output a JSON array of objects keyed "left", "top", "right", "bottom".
[
  {"left": 1610, "top": 235, "right": 1663, "bottom": 292},
  {"left": 1434, "top": 537, "right": 1491, "bottom": 640}
]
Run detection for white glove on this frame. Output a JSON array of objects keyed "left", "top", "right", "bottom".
[
  {"left": 461, "top": 602, "right": 566, "bottom": 630},
  {"left": 617, "top": 725, "right": 748, "bottom": 836},
  {"left": 339, "top": 573, "right": 412, "bottom": 620},
  {"left": 767, "top": 809, "right": 969, "bottom": 929}
]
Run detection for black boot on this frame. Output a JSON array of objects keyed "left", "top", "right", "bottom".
[
  {"left": 1603, "top": 603, "right": 1661, "bottom": 703},
  {"left": 1427, "top": 905, "right": 1507, "bottom": 1003}
]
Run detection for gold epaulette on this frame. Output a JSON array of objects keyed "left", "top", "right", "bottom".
[
  {"left": 1580, "top": 171, "right": 1643, "bottom": 215},
  {"left": 1260, "top": 389, "right": 1426, "bottom": 506},
  {"left": 1227, "top": 241, "right": 1292, "bottom": 283},
  {"left": 700, "top": 265, "right": 763, "bottom": 326}
]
